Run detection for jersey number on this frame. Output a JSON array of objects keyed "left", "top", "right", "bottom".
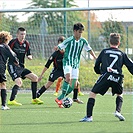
[
  {"left": 109, "top": 54, "right": 118, "bottom": 68},
  {"left": 107, "top": 54, "right": 119, "bottom": 74}
]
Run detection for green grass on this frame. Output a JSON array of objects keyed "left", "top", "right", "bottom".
[{"left": 0, "top": 92, "right": 132, "bottom": 133}]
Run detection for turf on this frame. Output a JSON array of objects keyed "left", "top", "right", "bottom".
[{"left": 0, "top": 92, "right": 132, "bottom": 133}]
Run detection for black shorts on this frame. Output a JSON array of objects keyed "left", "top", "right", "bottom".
[
  {"left": 7, "top": 64, "right": 32, "bottom": 81},
  {"left": 48, "top": 68, "right": 64, "bottom": 82},
  {"left": 0, "top": 73, "right": 7, "bottom": 83},
  {"left": 91, "top": 72, "right": 124, "bottom": 96}
]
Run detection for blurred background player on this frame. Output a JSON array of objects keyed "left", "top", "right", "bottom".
[
  {"left": 54, "top": 78, "right": 84, "bottom": 96},
  {"left": 37, "top": 36, "right": 65, "bottom": 98},
  {"left": 0, "top": 31, "right": 18, "bottom": 110},
  {"left": 7, "top": 27, "right": 43, "bottom": 106},
  {"left": 54, "top": 22, "right": 97, "bottom": 108}
]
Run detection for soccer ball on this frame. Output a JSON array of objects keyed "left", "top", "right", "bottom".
[{"left": 62, "top": 97, "right": 73, "bottom": 108}]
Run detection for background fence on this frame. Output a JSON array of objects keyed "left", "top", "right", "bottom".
[{"left": 0, "top": 0, "right": 133, "bottom": 90}]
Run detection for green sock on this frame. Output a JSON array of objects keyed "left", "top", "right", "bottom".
[
  {"left": 66, "top": 79, "right": 76, "bottom": 96},
  {"left": 66, "top": 86, "right": 73, "bottom": 95},
  {"left": 58, "top": 81, "right": 69, "bottom": 100}
]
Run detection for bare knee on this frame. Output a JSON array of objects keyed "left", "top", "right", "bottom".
[
  {"left": 89, "top": 92, "right": 96, "bottom": 99},
  {"left": 0, "top": 82, "right": 6, "bottom": 89},
  {"left": 31, "top": 74, "right": 38, "bottom": 82},
  {"left": 25, "top": 73, "right": 38, "bottom": 82},
  {"left": 15, "top": 78, "right": 23, "bottom": 87}
]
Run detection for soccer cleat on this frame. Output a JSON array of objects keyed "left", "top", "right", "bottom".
[
  {"left": 8, "top": 100, "right": 22, "bottom": 106},
  {"left": 31, "top": 98, "right": 44, "bottom": 104},
  {"left": 55, "top": 98, "right": 64, "bottom": 108},
  {"left": 73, "top": 98, "right": 84, "bottom": 104},
  {"left": 1, "top": 105, "right": 10, "bottom": 110},
  {"left": 114, "top": 111, "right": 125, "bottom": 121},
  {"left": 53, "top": 92, "right": 58, "bottom": 96},
  {"left": 80, "top": 116, "right": 93, "bottom": 122},
  {"left": 78, "top": 91, "right": 84, "bottom": 96}
]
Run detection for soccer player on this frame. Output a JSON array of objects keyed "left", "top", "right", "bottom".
[
  {"left": 80, "top": 33, "right": 133, "bottom": 122},
  {"left": 54, "top": 22, "right": 97, "bottom": 108},
  {"left": 7, "top": 27, "right": 43, "bottom": 106},
  {"left": 37, "top": 36, "right": 65, "bottom": 98},
  {"left": 37, "top": 36, "right": 83, "bottom": 104},
  {"left": 54, "top": 77, "right": 84, "bottom": 96},
  {"left": 0, "top": 31, "right": 19, "bottom": 110}
]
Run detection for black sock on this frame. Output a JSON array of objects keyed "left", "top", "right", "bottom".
[
  {"left": 116, "top": 96, "right": 123, "bottom": 112},
  {"left": 37, "top": 86, "right": 47, "bottom": 98},
  {"left": 1, "top": 89, "right": 7, "bottom": 106},
  {"left": 87, "top": 98, "right": 95, "bottom": 117},
  {"left": 10, "top": 85, "right": 19, "bottom": 101},
  {"left": 31, "top": 82, "right": 37, "bottom": 99},
  {"left": 73, "top": 88, "right": 78, "bottom": 99}
]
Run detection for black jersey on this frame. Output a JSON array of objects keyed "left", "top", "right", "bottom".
[
  {"left": 0, "top": 44, "right": 18, "bottom": 74},
  {"left": 45, "top": 50, "right": 64, "bottom": 70},
  {"left": 8, "top": 38, "right": 31, "bottom": 68},
  {"left": 94, "top": 47, "right": 133, "bottom": 75}
]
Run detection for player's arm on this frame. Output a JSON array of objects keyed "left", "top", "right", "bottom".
[
  {"left": 6, "top": 45, "right": 19, "bottom": 65},
  {"left": 54, "top": 40, "right": 67, "bottom": 51},
  {"left": 38, "top": 67, "right": 48, "bottom": 82},
  {"left": 25, "top": 40, "right": 32, "bottom": 60},
  {"left": 123, "top": 53, "right": 133, "bottom": 74},
  {"left": 83, "top": 40, "right": 97, "bottom": 60},
  {"left": 94, "top": 51, "right": 103, "bottom": 74},
  {"left": 38, "top": 52, "right": 56, "bottom": 82},
  {"left": 89, "top": 50, "right": 97, "bottom": 60}
]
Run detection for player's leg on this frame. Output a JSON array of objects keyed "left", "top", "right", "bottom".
[
  {"left": 55, "top": 66, "right": 72, "bottom": 108},
  {"left": 0, "top": 81, "right": 10, "bottom": 110},
  {"left": 80, "top": 74, "right": 109, "bottom": 122},
  {"left": 54, "top": 77, "right": 63, "bottom": 96},
  {"left": 56, "top": 66, "right": 72, "bottom": 100},
  {"left": 7, "top": 64, "right": 22, "bottom": 106},
  {"left": 37, "top": 81, "right": 53, "bottom": 98},
  {"left": 66, "top": 68, "right": 79, "bottom": 96},
  {"left": 24, "top": 70, "right": 43, "bottom": 104},
  {"left": 113, "top": 83, "right": 125, "bottom": 121},
  {"left": 114, "top": 94, "right": 125, "bottom": 121},
  {"left": 80, "top": 91, "right": 96, "bottom": 122},
  {"left": 73, "top": 81, "right": 84, "bottom": 104},
  {"left": 8, "top": 77, "right": 23, "bottom": 106},
  {"left": 77, "top": 81, "right": 84, "bottom": 96},
  {"left": 112, "top": 77, "right": 125, "bottom": 121}
]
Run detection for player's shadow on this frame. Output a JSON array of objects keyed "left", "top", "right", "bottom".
[{"left": 1, "top": 121, "right": 78, "bottom": 126}]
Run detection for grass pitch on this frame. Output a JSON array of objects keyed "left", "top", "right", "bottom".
[{"left": 0, "top": 92, "right": 132, "bottom": 133}]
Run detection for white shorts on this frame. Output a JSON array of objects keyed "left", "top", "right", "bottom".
[{"left": 63, "top": 65, "right": 79, "bottom": 79}]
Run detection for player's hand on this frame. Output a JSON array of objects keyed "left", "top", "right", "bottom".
[{"left": 27, "top": 55, "right": 32, "bottom": 60}]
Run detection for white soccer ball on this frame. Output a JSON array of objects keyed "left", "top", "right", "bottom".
[{"left": 62, "top": 97, "right": 73, "bottom": 108}]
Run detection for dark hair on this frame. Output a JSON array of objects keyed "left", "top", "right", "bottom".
[
  {"left": 58, "top": 36, "right": 65, "bottom": 43},
  {"left": 73, "top": 22, "right": 84, "bottom": 31},
  {"left": 17, "top": 27, "right": 26, "bottom": 33},
  {"left": 110, "top": 33, "right": 120, "bottom": 45}
]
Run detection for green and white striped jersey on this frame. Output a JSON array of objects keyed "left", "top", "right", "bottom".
[{"left": 58, "top": 36, "right": 92, "bottom": 68}]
